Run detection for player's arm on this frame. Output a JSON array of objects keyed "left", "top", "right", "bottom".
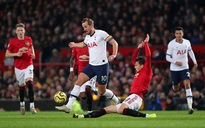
[
  {"left": 68, "top": 55, "right": 76, "bottom": 81},
  {"left": 131, "top": 47, "right": 140, "bottom": 65},
  {"left": 68, "top": 42, "right": 86, "bottom": 48},
  {"left": 188, "top": 48, "right": 198, "bottom": 68},
  {"left": 108, "top": 39, "right": 118, "bottom": 61},
  {"left": 5, "top": 50, "right": 22, "bottom": 58},
  {"left": 31, "top": 46, "right": 35, "bottom": 59},
  {"left": 144, "top": 34, "right": 151, "bottom": 60},
  {"left": 166, "top": 44, "right": 176, "bottom": 64}
]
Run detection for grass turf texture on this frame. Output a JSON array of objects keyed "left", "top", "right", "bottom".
[{"left": 0, "top": 111, "right": 204, "bottom": 128}]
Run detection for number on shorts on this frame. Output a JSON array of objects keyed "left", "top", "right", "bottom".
[
  {"left": 101, "top": 75, "right": 107, "bottom": 82},
  {"left": 186, "top": 72, "right": 190, "bottom": 78},
  {"left": 29, "top": 69, "right": 32, "bottom": 74}
]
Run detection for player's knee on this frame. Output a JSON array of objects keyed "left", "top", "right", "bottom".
[
  {"left": 118, "top": 108, "right": 124, "bottom": 114},
  {"left": 116, "top": 103, "right": 127, "bottom": 114},
  {"left": 20, "top": 83, "right": 26, "bottom": 87},
  {"left": 172, "top": 85, "right": 179, "bottom": 92},
  {"left": 98, "top": 90, "right": 105, "bottom": 95},
  {"left": 26, "top": 80, "right": 33, "bottom": 85},
  {"left": 183, "top": 80, "right": 191, "bottom": 89},
  {"left": 80, "top": 92, "right": 87, "bottom": 100},
  {"left": 85, "top": 86, "right": 91, "bottom": 92},
  {"left": 75, "top": 79, "right": 86, "bottom": 86},
  {"left": 20, "top": 86, "right": 26, "bottom": 90},
  {"left": 98, "top": 85, "right": 106, "bottom": 95}
]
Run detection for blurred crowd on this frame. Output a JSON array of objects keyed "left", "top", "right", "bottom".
[
  {"left": 0, "top": 0, "right": 205, "bottom": 110},
  {"left": 0, "top": 0, "right": 205, "bottom": 50}
]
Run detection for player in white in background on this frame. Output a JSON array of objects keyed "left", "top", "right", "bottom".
[
  {"left": 56, "top": 18, "right": 120, "bottom": 113},
  {"left": 166, "top": 26, "right": 198, "bottom": 114}
]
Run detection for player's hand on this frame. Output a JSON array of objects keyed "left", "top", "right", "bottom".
[
  {"left": 144, "top": 34, "right": 150, "bottom": 42},
  {"left": 68, "top": 72, "right": 75, "bottom": 81},
  {"left": 68, "top": 42, "right": 75, "bottom": 48},
  {"left": 108, "top": 55, "right": 116, "bottom": 62},
  {"left": 175, "top": 61, "right": 182, "bottom": 66},
  {"left": 193, "top": 63, "right": 198, "bottom": 69},
  {"left": 137, "top": 41, "right": 144, "bottom": 48},
  {"left": 16, "top": 51, "right": 23, "bottom": 57},
  {"left": 31, "top": 54, "right": 35, "bottom": 59}
]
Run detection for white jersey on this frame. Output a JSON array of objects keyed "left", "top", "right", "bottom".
[
  {"left": 84, "top": 29, "right": 113, "bottom": 66},
  {"left": 166, "top": 38, "right": 197, "bottom": 71}
]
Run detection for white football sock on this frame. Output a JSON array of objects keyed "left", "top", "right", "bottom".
[
  {"left": 186, "top": 88, "right": 193, "bottom": 109},
  {"left": 66, "top": 85, "right": 81, "bottom": 109},
  {"left": 20, "top": 101, "right": 25, "bottom": 107},
  {"left": 103, "top": 89, "right": 118, "bottom": 103},
  {"left": 30, "top": 102, "right": 35, "bottom": 109}
]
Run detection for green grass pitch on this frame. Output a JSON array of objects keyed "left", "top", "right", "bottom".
[{"left": 0, "top": 111, "right": 205, "bottom": 128}]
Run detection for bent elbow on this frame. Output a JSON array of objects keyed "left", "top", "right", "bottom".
[
  {"left": 5, "top": 53, "right": 9, "bottom": 58},
  {"left": 165, "top": 55, "right": 170, "bottom": 61}
]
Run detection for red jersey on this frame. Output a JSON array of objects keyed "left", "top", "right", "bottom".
[
  {"left": 7, "top": 36, "right": 33, "bottom": 69},
  {"left": 72, "top": 47, "right": 89, "bottom": 74},
  {"left": 130, "top": 41, "right": 153, "bottom": 98}
]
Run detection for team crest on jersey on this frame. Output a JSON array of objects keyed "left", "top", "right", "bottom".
[
  {"left": 25, "top": 41, "right": 29, "bottom": 46},
  {"left": 79, "top": 55, "right": 89, "bottom": 59},
  {"left": 87, "top": 42, "right": 97, "bottom": 48}
]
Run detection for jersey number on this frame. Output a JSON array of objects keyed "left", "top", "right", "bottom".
[
  {"left": 101, "top": 75, "right": 107, "bottom": 82},
  {"left": 186, "top": 72, "right": 190, "bottom": 78},
  {"left": 29, "top": 69, "right": 32, "bottom": 74}
]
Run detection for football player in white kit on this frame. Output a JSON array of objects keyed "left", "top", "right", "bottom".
[
  {"left": 69, "top": 32, "right": 98, "bottom": 113},
  {"left": 166, "top": 26, "right": 198, "bottom": 114},
  {"left": 56, "top": 18, "right": 120, "bottom": 113}
]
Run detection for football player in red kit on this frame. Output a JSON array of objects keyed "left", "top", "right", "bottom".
[{"left": 5, "top": 23, "right": 37, "bottom": 115}]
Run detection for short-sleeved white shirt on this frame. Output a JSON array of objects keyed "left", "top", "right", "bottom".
[
  {"left": 166, "top": 38, "right": 192, "bottom": 71},
  {"left": 84, "top": 29, "right": 112, "bottom": 66}
]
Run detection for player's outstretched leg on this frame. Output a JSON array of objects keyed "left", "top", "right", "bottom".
[
  {"left": 73, "top": 108, "right": 107, "bottom": 118},
  {"left": 55, "top": 105, "right": 70, "bottom": 113},
  {"left": 122, "top": 108, "right": 156, "bottom": 118},
  {"left": 103, "top": 89, "right": 120, "bottom": 104},
  {"left": 56, "top": 85, "right": 81, "bottom": 113},
  {"left": 86, "top": 89, "right": 93, "bottom": 114}
]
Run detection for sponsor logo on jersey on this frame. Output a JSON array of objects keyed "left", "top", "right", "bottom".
[
  {"left": 79, "top": 55, "right": 89, "bottom": 60},
  {"left": 177, "top": 50, "right": 186, "bottom": 55},
  {"left": 87, "top": 42, "right": 97, "bottom": 48},
  {"left": 25, "top": 41, "right": 29, "bottom": 46}
]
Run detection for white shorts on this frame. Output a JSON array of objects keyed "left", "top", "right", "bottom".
[
  {"left": 122, "top": 94, "right": 142, "bottom": 111},
  {"left": 80, "top": 76, "right": 97, "bottom": 93},
  {"left": 14, "top": 65, "right": 34, "bottom": 86}
]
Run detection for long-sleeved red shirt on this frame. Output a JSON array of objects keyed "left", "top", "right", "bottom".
[{"left": 130, "top": 41, "right": 153, "bottom": 98}]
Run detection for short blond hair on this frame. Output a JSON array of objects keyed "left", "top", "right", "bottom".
[
  {"left": 15, "top": 23, "right": 25, "bottom": 29},
  {"left": 82, "top": 18, "right": 94, "bottom": 26}
]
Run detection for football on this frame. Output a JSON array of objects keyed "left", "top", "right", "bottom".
[{"left": 54, "top": 91, "right": 67, "bottom": 104}]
